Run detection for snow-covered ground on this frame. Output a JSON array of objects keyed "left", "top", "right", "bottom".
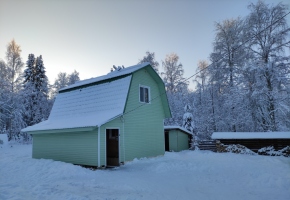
[{"left": 1, "top": 136, "right": 290, "bottom": 200}]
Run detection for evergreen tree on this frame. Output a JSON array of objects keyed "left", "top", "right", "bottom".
[
  {"left": 22, "top": 55, "right": 50, "bottom": 128},
  {"left": 34, "top": 55, "right": 49, "bottom": 95},
  {"left": 182, "top": 104, "right": 194, "bottom": 133},
  {"left": 23, "top": 54, "right": 35, "bottom": 85}
]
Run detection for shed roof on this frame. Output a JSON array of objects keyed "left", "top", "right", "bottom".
[
  {"left": 164, "top": 126, "right": 193, "bottom": 135},
  {"left": 212, "top": 132, "right": 290, "bottom": 139}
]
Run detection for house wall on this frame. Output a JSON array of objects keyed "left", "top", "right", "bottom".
[
  {"left": 100, "top": 117, "right": 125, "bottom": 166},
  {"left": 32, "top": 129, "right": 98, "bottom": 166},
  {"left": 31, "top": 66, "right": 170, "bottom": 167},
  {"left": 120, "top": 67, "right": 166, "bottom": 161},
  {"left": 177, "top": 131, "right": 190, "bottom": 151},
  {"left": 168, "top": 130, "right": 178, "bottom": 151},
  {"left": 168, "top": 130, "right": 189, "bottom": 152}
]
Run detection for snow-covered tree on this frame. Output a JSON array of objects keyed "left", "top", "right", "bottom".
[
  {"left": 51, "top": 70, "right": 80, "bottom": 98},
  {"left": 193, "top": 60, "right": 217, "bottom": 139},
  {"left": 192, "top": 0, "right": 290, "bottom": 136},
  {"left": 209, "top": 17, "right": 249, "bottom": 132},
  {"left": 195, "top": 60, "right": 209, "bottom": 94},
  {"left": 23, "top": 54, "right": 35, "bottom": 84},
  {"left": 138, "top": 51, "right": 160, "bottom": 73},
  {"left": 161, "top": 53, "right": 188, "bottom": 94},
  {"left": 182, "top": 104, "right": 194, "bottom": 133},
  {"left": 162, "top": 53, "right": 190, "bottom": 126},
  {"left": 245, "top": 0, "right": 290, "bottom": 131},
  {"left": 212, "top": 18, "right": 246, "bottom": 87},
  {"left": 34, "top": 55, "right": 49, "bottom": 95},
  {"left": 2, "top": 40, "right": 25, "bottom": 141},
  {"left": 67, "top": 70, "right": 80, "bottom": 86},
  {"left": 22, "top": 55, "right": 50, "bottom": 128},
  {"left": 53, "top": 72, "right": 68, "bottom": 93},
  {"left": 6, "top": 39, "right": 24, "bottom": 93},
  {"left": 0, "top": 60, "right": 9, "bottom": 90}
]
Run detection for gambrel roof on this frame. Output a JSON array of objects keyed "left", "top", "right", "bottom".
[
  {"left": 22, "top": 63, "right": 151, "bottom": 132},
  {"left": 60, "top": 63, "right": 149, "bottom": 92}
]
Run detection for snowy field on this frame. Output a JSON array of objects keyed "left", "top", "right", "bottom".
[{"left": 1, "top": 137, "right": 290, "bottom": 200}]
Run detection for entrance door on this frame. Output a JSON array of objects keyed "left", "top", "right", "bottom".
[
  {"left": 106, "top": 129, "right": 119, "bottom": 166},
  {"left": 165, "top": 131, "right": 169, "bottom": 151}
]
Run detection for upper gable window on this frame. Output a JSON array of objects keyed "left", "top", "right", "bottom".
[{"left": 139, "top": 85, "right": 150, "bottom": 103}]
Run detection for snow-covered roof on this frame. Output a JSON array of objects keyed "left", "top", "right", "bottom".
[
  {"left": 60, "top": 62, "right": 149, "bottom": 92},
  {"left": 212, "top": 132, "right": 290, "bottom": 139},
  {"left": 22, "top": 76, "right": 131, "bottom": 132},
  {"left": 164, "top": 126, "right": 193, "bottom": 135}
]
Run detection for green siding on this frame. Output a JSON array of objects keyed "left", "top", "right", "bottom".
[
  {"left": 177, "top": 131, "right": 190, "bottom": 151},
  {"left": 30, "top": 65, "right": 170, "bottom": 167},
  {"left": 32, "top": 130, "right": 98, "bottom": 166},
  {"left": 122, "top": 67, "right": 166, "bottom": 161},
  {"left": 100, "top": 117, "right": 125, "bottom": 166},
  {"left": 168, "top": 130, "right": 189, "bottom": 152},
  {"left": 169, "top": 130, "right": 178, "bottom": 151}
]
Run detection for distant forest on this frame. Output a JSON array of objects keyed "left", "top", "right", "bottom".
[{"left": 0, "top": 1, "right": 289, "bottom": 142}]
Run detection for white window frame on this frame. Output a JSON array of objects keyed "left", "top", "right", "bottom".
[{"left": 139, "top": 84, "right": 151, "bottom": 104}]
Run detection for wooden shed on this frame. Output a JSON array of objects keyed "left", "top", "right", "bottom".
[
  {"left": 164, "top": 126, "right": 192, "bottom": 152},
  {"left": 212, "top": 132, "right": 290, "bottom": 152},
  {"left": 22, "top": 63, "right": 171, "bottom": 167}
]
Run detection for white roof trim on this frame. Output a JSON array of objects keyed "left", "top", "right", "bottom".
[
  {"left": 164, "top": 126, "right": 193, "bottom": 135},
  {"left": 212, "top": 132, "right": 290, "bottom": 139}
]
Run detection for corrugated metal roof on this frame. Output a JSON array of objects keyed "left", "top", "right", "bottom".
[
  {"left": 60, "top": 62, "right": 149, "bottom": 92},
  {"left": 22, "top": 75, "right": 131, "bottom": 132}
]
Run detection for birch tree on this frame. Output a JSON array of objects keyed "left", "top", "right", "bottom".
[
  {"left": 246, "top": 0, "right": 290, "bottom": 131},
  {"left": 162, "top": 53, "right": 190, "bottom": 126},
  {"left": 3, "top": 40, "right": 25, "bottom": 140},
  {"left": 6, "top": 39, "right": 24, "bottom": 93}
]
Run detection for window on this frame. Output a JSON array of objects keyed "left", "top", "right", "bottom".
[
  {"left": 139, "top": 85, "right": 150, "bottom": 103},
  {"left": 107, "top": 129, "right": 119, "bottom": 140}
]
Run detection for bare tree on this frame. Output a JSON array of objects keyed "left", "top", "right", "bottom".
[
  {"left": 6, "top": 39, "right": 24, "bottom": 93},
  {"left": 161, "top": 53, "right": 188, "bottom": 93},
  {"left": 195, "top": 60, "right": 209, "bottom": 93}
]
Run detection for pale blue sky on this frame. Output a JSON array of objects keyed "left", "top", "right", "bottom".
[{"left": 1, "top": 0, "right": 289, "bottom": 89}]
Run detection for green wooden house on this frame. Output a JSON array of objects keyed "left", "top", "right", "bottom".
[
  {"left": 22, "top": 63, "right": 171, "bottom": 167},
  {"left": 164, "top": 126, "right": 192, "bottom": 152}
]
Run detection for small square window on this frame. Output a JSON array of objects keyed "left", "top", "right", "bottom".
[{"left": 139, "top": 85, "right": 150, "bottom": 103}]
